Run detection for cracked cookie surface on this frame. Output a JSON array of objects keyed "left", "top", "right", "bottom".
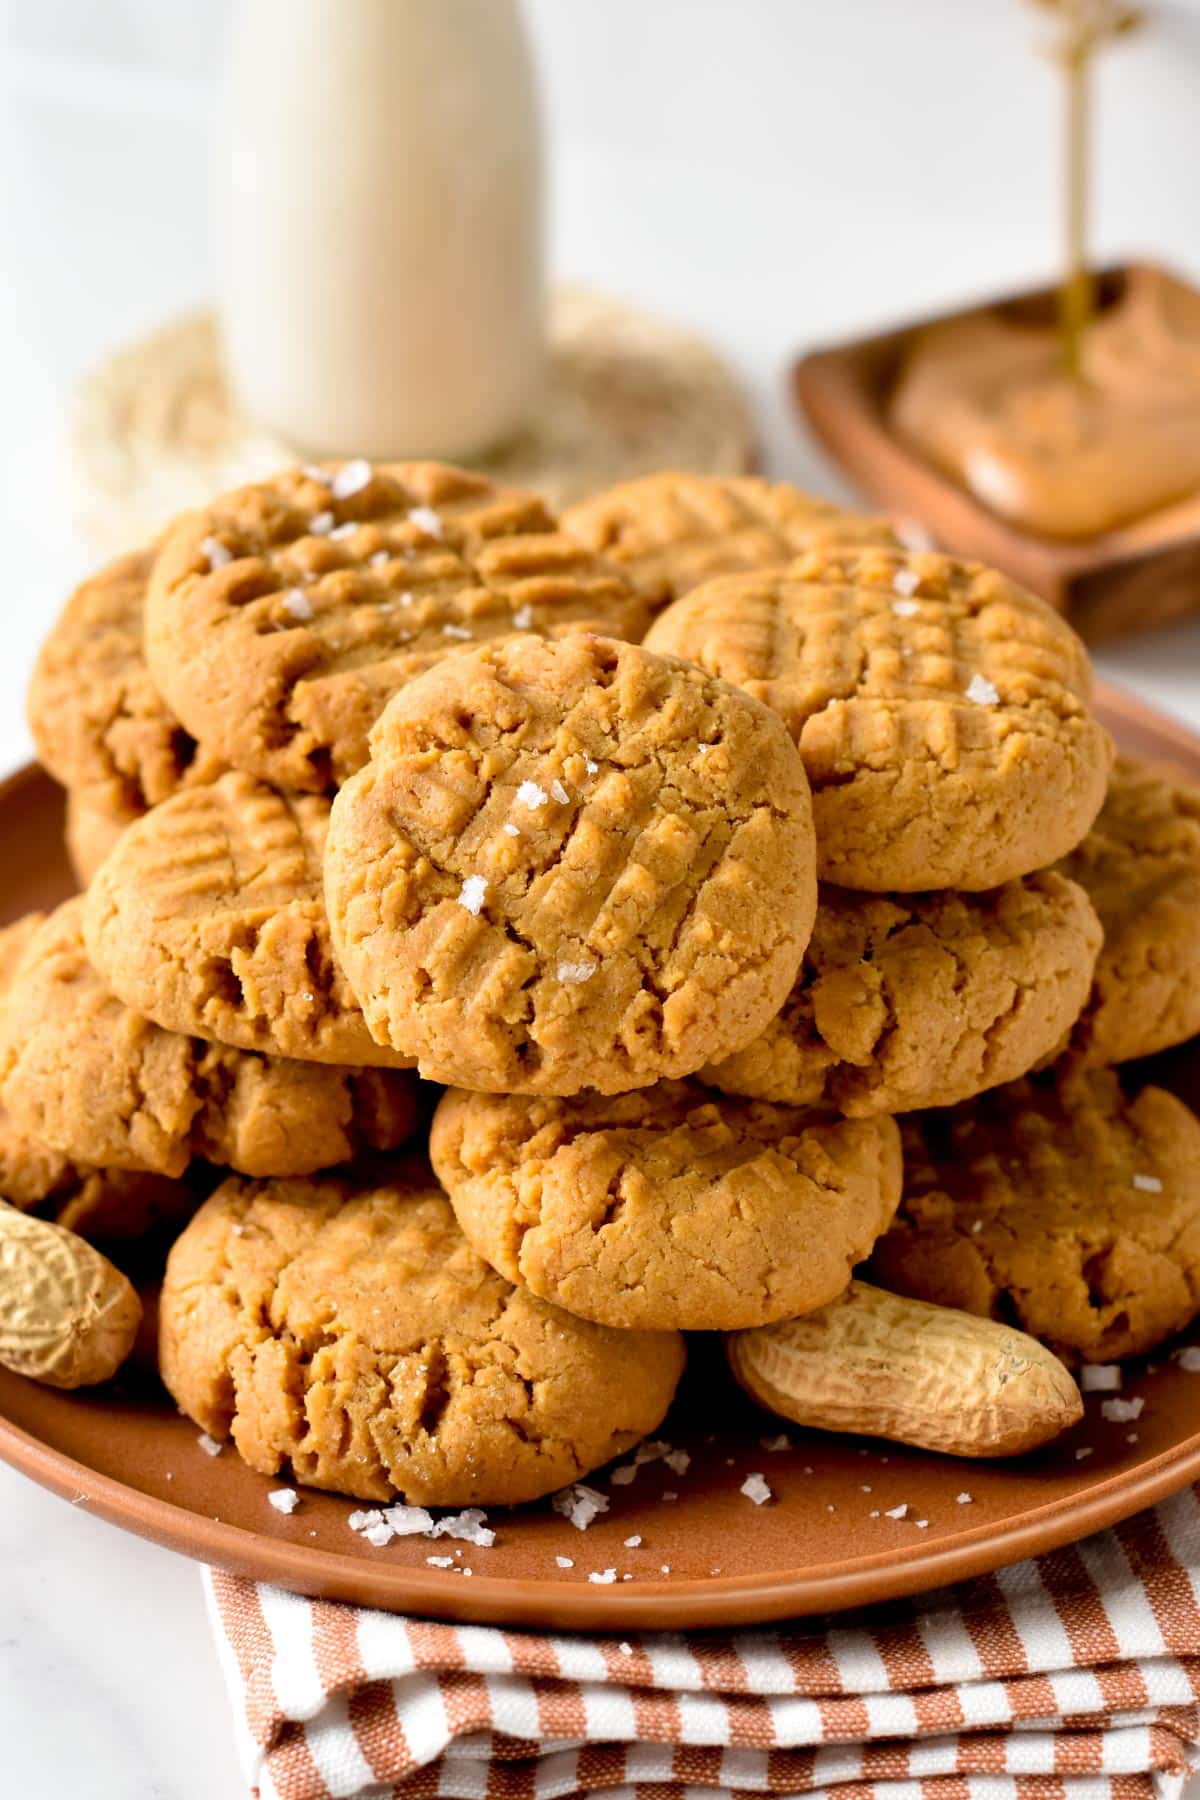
[
  {"left": 644, "top": 545, "right": 1111, "bottom": 891},
  {"left": 325, "top": 633, "right": 818, "bottom": 1093},
  {"left": 872, "top": 1066, "right": 1200, "bottom": 1363},
  {"left": 158, "top": 1158, "right": 686, "bottom": 1505},
  {"left": 1057, "top": 759, "right": 1200, "bottom": 1065},
  {"left": 561, "top": 472, "right": 896, "bottom": 611},
  {"left": 83, "top": 769, "right": 414, "bottom": 1066},
  {"left": 430, "top": 1081, "right": 902, "bottom": 1331},
  {"left": 144, "top": 461, "right": 650, "bottom": 792},
  {"left": 1, "top": 899, "right": 422, "bottom": 1179},
  {"left": 703, "top": 872, "right": 1101, "bottom": 1115}
]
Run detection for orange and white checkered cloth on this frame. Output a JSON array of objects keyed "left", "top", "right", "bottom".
[{"left": 204, "top": 1485, "right": 1200, "bottom": 1800}]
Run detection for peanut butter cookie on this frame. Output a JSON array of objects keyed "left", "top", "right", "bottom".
[
  {"left": 644, "top": 545, "right": 1111, "bottom": 891},
  {"left": 1057, "top": 759, "right": 1200, "bottom": 1065},
  {"left": 83, "top": 771, "right": 411, "bottom": 1067},
  {"left": 326, "top": 633, "right": 817, "bottom": 1093},
  {"left": 159, "top": 1159, "right": 686, "bottom": 1506},
  {"left": 872, "top": 1066, "right": 1200, "bottom": 1363},
  {"left": 28, "top": 548, "right": 202, "bottom": 821},
  {"left": 704, "top": 872, "right": 1101, "bottom": 1115},
  {"left": 65, "top": 789, "right": 129, "bottom": 887},
  {"left": 0, "top": 914, "right": 189, "bottom": 1232},
  {"left": 144, "top": 462, "right": 650, "bottom": 792},
  {"left": 430, "top": 1082, "right": 901, "bottom": 1331},
  {"left": 561, "top": 473, "right": 896, "bottom": 611},
  {"left": 1, "top": 899, "right": 422, "bottom": 1179}
]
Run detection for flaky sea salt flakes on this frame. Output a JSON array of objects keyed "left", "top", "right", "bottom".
[
  {"left": 281, "top": 588, "right": 314, "bottom": 622},
  {"left": 383, "top": 1504, "right": 435, "bottom": 1537},
  {"left": 308, "top": 510, "right": 335, "bottom": 535},
  {"left": 619, "top": 1642, "right": 634, "bottom": 1655},
  {"left": 660, "top": 1564, "right": 671, "bottom": 1574},
  {"left": 555, "top": 1555, "right": 575, "bottom": 1569},
  {"left": 427, "top": 1555, "right": 455, "bottom": 1568},
  {"left": 430, "top": 1509, "right": 495, "bottom": 1547},
  {"left": 662, "top": 1491, "right": 678, "bottom": 1502},
  {"left": 201, "top": 535, "right": 232, "bottom": 569},
  {"left": 624, "top": 1535, "right": 642, "bottom": 1548},
  {"left": 891, "top": 598, "right": 920, "bottom": 618},
  {"left": 517, "top": 781, "right": 548, "bottom": 809},
  {"left": 965, "top": 673, "right": 1000, "bottom": 707},
  {"left": 915, "top": 1520, "right": 929, "bottom": 1530},
  {"left": 557, "top": 960, "right": 596, "bottom": 985},
  {"left": 1101, "top": 1396, "right": 1144, "bottom": 1424},
  {"left": 957, "top": 1493, "right": 973, "bottom": 1505},
  {"left": 553, "top": 1484, "right": 610, "bottom": 1530},
  {"left": 760, "top": 1433, "right": 791, "bottom": 1453},
  {"left": 884, "top": 1503, "right": 908, "bottom": 1520},
  {"left": 442, "top": 623, "right": 472, "bottom": 640},
  {"left": 458, "top": 875, "right": 487, "bottom": 915},
  {"left": 1075, "top": 1446, "right": 1094, "bottom": 1460},
  {"left": 584, "top": 758, "right": 600, "bottom": 775},
  {"left": 1081, "top": 1365, "right": 1122, "bottom": 1392},
  {"left": 409, "top": 505, "right": 444, "bottom": 538},
  {"left": 892, "top": 568, "right": 921, "bottom": 597},
  {"left": 511, "top": 604, "right": 534, "bottom": 630},
  {"left": 503, "top": 822, "right": 520, "bottom": 837},
  {"left": 550, "top": 779, "right": 571, "bottom": 805},
  {"left": 268, "top": 1489, "right": 299, "bottom": 1515},
  {"left": 588, "top": 1569, "right": 617, "bottom": 1585},
  {"left": 610, "top": 1466, "right": 637, "bottom": 1487},
  {"left": 332, "top": 458, "right": 372, "bottom": 499},
  {"left": 197, "top": 1432, "right": 223, "bottom": 1457},
  {"left": 364, "top": 1522, "right": 394, "bottom": 1547},
  {"left": 1133, "top": 1173, "right": 1163, "bottom": 1193},
  {"left": 740, "top": 1473, "right": 772, "bottom": 1506},
  {"left": 1178, "top": 1347, "right": 1200, "bottom": 1372},
  {"left": 663, "top": 1448, "right": 690, "bottom": 1476},
  {"left": 348, "top": 1509, "right": 383, "bottom": 1532}
]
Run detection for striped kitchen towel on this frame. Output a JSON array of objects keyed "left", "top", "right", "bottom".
[{"left": 204, "top": 1484, "right": 1200, "bottom": 1800}]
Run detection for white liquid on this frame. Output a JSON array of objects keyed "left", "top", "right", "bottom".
[{"left": 214, "top": 0, "right": 545, "bottom": 461}]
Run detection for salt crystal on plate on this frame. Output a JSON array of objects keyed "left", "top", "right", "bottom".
[
  {"left": 382, "top": 1504, "right": 434, "bottom": 1537},
  {"left": 1075, "top": 1447, "right": 1094, "bottom": 1460},
  {"left": 588, "top": 1569, "right": 617, "bottom": 1585},
  {"left": 915, "top": 1520, "right": 929, "bottom": 1530},
  {"left": 268, "top": 1489, "right": 299, "bottom": 1515},
  {"left": 557, "top": 960, "right": 596, "bottom": 985},
  {"left": 364, "top": 1522, "right": 394, "bottom": 1547},
  {"left": 555, "top": 1556, "right": 575, "bottom": 1569},
  {"left": 332, "top": 458, "right": 372, "bottom": 499},
  {"left": 1101, "top": 1396, "right": 1144, "bottom": 1423},
  {"left": 609, "top": 1466, "right": 637, "bottom": 1487},
  {"left": 429, "top": 1509, "right": 495, "bottom": 1547},
  {"left": 892, "top": 568, "right": 921, "bottom": 597},
  {"left": 1081, "top": 1365, "right": 1122, "bottom": 1392},
  {"left": 965, "top": 673, "right": 1000, "bottom": 706},
  {"left": 408, "top": 506, "right": 444, "bottom": 538},
  {"left": 427, "top": 1555, "right": 455, "bottom": 1568},
  {"left": 553, "top": 1484, "right": 610, "bottom": 1530},
  {"left": 458, "top": 875, "right": 487, "bottom": 915},
  {"left": 663, "top": 1449, "right": 690, "bottom": 1476},
  {"left": 1133, "top": 1173, "right": 1163, "bottom": 1193},
  {"left": 517, "top": 781, "right": 548, "bottom": 809},
  {"left": 308, "top": 511, "right": 335, "bottom": 535},
  {"left": 1179, "top": 1347, "right": 1200, "bottom": 1371},
  {"left": 281, "top": 588, "right": 314, "bottom": 621},
  {"left": 624, "top": 1535, "right": 642, "bottom": 1548},
  {"left": 760, "top": 1433, "right": 791, "bottom": 1453},
  {"left": 201, "top": 536, "right": 232, "bottom": 569},
  {"left": 197, "top": 1433, "right": 223, "bottom": 1457},
  {"left": 884, "top": 1503, "right": 908, "bottom": 1520},
  {"left": 957, "top": 1492, "right": 973, "bottom": 1504},
  {"left": 741, "top": 1473, "right": 772, "bottom": 1506},
  {"left": 662, "top": 1491, "right": 678, "bottom": 1502}
]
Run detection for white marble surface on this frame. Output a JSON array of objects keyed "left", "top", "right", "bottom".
[{"left": 2, "top": 5, "right": 1200, "bottom": 1796}]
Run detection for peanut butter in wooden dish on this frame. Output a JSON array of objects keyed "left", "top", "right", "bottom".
[{"left": 890, "top": 266, "right": 1200, "bottom": 543}]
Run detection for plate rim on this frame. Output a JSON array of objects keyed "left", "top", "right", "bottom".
[{"left": 3, "top": 681, "right": 1200, "bottom": 1629}]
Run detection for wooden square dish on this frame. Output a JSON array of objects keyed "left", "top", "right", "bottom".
[{"left": 792, "top": 262, "right": 1200, "bottom": 641}]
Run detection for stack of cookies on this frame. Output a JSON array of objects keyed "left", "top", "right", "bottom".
[{"left": 10, "top": 464, "right": 1200, "bottom": 1511}]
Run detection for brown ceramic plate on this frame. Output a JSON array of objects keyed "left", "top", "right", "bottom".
[{"left": 3, "top": 687, "right": 1200, "bottom": 1630}]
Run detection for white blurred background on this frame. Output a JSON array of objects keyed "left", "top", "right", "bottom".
[{"left": 3, "top": 0, "right": 1200, "bottom": 748}]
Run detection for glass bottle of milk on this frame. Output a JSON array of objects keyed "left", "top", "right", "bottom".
[{"left": 214, "top": 0, "right": 545, "bottom": 461}]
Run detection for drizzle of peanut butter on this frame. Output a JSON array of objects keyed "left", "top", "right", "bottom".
[{"left": 890, "top": 267, "right": 1200, "bottom": 540}]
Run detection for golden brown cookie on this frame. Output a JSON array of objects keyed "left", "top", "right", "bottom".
[
  {"left": 1057, "top": 759, "right": 1200, "bottom": 1065},
  {"left": 325, "top": 633, "right": 818, "bottom": 1093},
  {"left": 64, "top": 789, "right": 128, "bottom": 887},
  {"left": 644, "top": 545, "right": 1111, "bottom": 891},
  {"left": 704, "top": 872, "right": 1101, "bottom": 1115},
  {"left": 430, "top": 1082, "right": 902, "bottom": 1331},
  {"left": 1, "top": 899, "right": 422, "bottom": 1179},
  {"left": 27, "top": 548, "right": 202, "bottom": 820},
  {"left": 872, "top": 1066, "right": 1200, "bottom": 1363},
  {"left": 159, "top": 1159, "right": 686, "bottom": 1505},
  {"left": 83, "top": 770, "right": 411, "bottom": 1067},
  {"left": 144, "top": 461, "right": 650, "bottom": 792},
  {"left": 561, "top": 472, "right": 897, "bottom": 611}
]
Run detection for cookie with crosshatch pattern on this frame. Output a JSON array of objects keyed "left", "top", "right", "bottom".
[
  {"left": 562, "top": 471, "right": 897, "bottom": 611},
  {"left": 143, "top": 460, "right": 651, "bottom": 792},
  {"left": 83, "top": 770, "right": 413, "bottom": 1068},
  {"left": 325, "top": 632, "right": 817, "bottom": 1094},
  {"left": 644, "top": 545, "right": 1112, "bottom": 892}
]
